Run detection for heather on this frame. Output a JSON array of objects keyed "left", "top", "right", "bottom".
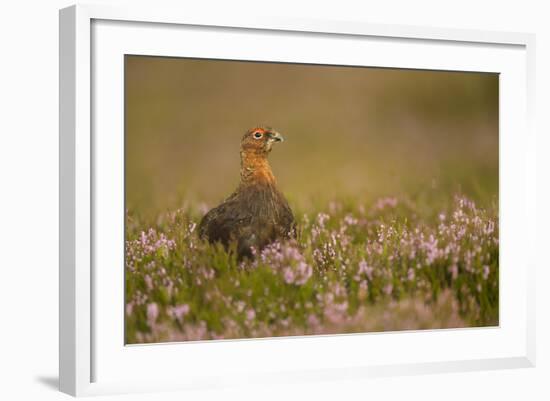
[{"left": 125, "top": 194, "right": 498, "bottom": 344}]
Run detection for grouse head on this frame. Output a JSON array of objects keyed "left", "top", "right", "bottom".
[
  {"left": 241, "top": 126, "right": 284, "bottom": 154},
  {"left": 239, "top": 126, "right": 284, "bottom": 185}
]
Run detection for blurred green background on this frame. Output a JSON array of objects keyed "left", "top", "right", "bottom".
[{"left": 125, "top": 56, "right": 498, "bottom": 217}]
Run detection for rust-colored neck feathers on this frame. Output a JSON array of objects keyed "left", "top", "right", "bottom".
[{"left": 240, "top": 150, "right": 276, "bottom": 186}]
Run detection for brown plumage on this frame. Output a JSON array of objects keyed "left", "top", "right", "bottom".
[{"left": 199, "top": 126, "right": 295, "bottom": 259}]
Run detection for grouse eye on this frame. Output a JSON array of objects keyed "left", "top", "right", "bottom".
[{"left": 253, "top": 131, "right": 263, "bottom": 139}]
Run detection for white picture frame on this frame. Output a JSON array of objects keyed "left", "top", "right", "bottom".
[{"left": 59, "top": 4, "right": 536, "bottom": 397}]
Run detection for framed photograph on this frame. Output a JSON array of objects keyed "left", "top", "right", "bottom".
[{"left": 59, "top": 4, "right": 536, "bottom": 396}]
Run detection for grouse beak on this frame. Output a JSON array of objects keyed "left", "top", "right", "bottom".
[{"left": 267, "top": 131, "right": 284, "bottom": 143}]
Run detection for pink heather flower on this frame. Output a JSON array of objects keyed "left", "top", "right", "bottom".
[
  {"left": 358, "top": 260, "right": 368, "bottom": 273},
  {"left": 377, "top": 225, "right": 385, "bottom": 243},
  {"left": 127, "top": 228, "right": 176, "bottom": 267},
  {"left": 283, "top": 268, "right": 295, "bottom": 284},
  {"left": 323, "top": 301, "right": 348, "bottom": 324},
  {"left": 316, "top": 212, "right": 330, "bottom": 228},
  {"left": 236, "top": 301, "right": 246, "bottom": 313},
  {"left": 260, "top": 242, "right": 312, "bottom": 285},
  {"left": 294, "top": 262, "right": 313, "bottom": 285},
  {"left": 344, "top": 214, "right": 358, "bottom": 226},
  {"left": 375, "top": 197, "right": 398, "bottom": 210},
  {"left": 200, "top": 267, "right": 215, "bottom": 280},
  {"left": 334, "top": 301, "right": 348, "bottom": 312},
  {"left": 307, "top": 314, "right": 320, "bottom": 327},
  {"left": 313, "top": 248, "right": 324, "bottom": 264},
  {"left": 482, "top": 265, "right": 490, "bottom": 280},
  {"left": 126, "top": 302, "right": 134, "bottom": 316},
  {"left": 170, "top": 304, "right": 190, "bottom": 322},
  {"left": 484, "top": 221, "right": 495, "bottom": 235},
  {"left": 146, "top": 303, "right": 159, "bottom": 326},
  {"left": 423, "top": 234, "right": 441, "bottom": 265},
  {"left": 383, "top": 283, "right": 393, "bottom": 296},
  {"left": 246, "top": 309, "right": 256, "bottom": 321},
  {"left": 144, "top": 274, "right": 153, "bottom": 290},
  {"left": 358, "top": 260, "right": 374, "bottom": 280}
]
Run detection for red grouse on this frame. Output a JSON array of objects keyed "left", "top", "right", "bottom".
[{"left": 199, "top": 127, "right": 295, "bottom": 259}]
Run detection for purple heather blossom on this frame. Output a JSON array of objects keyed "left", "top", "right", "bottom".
[
  {"left": 236, "top": 301, "right": 246, "bottom": 313},
  {"left": 246, "top": 309, "right": 256, "bottom": 321},
  {"left": 260, "top": 241, "right": 313, "bottom": 286},
  {"left": 383, "top": 283, "right": 393, "bottom": 296},
  {"left": 316, "top": 212, "right": 330, "bottom": 228},
  {"left": 343, "top": 214, "right": 358, "bottom": 227},
  {"left": 283, "top": 268, "right": 295, "bottom": 284},
  {"left": 482, "top": 265, "right": 490, "bottom": 280},
  {"left": 147, "top": 303, "right": 159, "bottom": 327},
  {"left": 307, "top": 314, "right": 320, "bottom": 327},
  {"left": 167, "top": 304, "right": 190, "bottom": 323},
  {"left": 144, "top": 274, "right": 153, "bottom": 290},
  {"left": 375, "top": 197, "right": 398, "bottom": 210},
  {"left": 358, "top": 260, "right": 374, "bottom": 281}
]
